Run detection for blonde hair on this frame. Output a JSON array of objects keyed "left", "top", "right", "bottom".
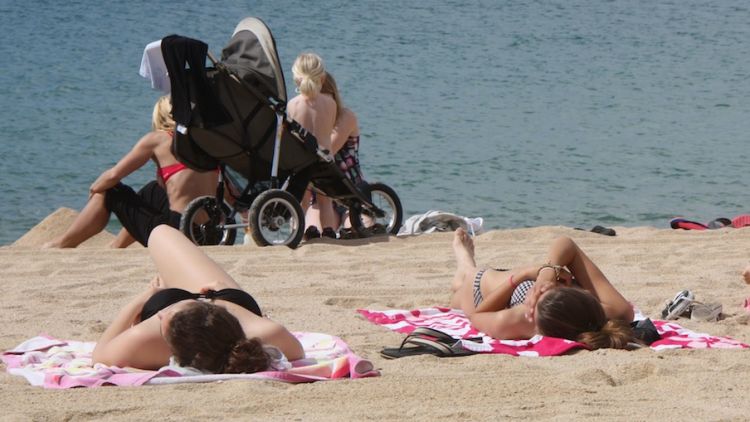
[
  {"left": 292, "top": 53, "right": 326, "bottom": 97},
  {"left": 152, "top": 95, "right": 176, "bottom": 132},
  {"left": 321, "top": 71, "right": 343, "bottom": 118}
]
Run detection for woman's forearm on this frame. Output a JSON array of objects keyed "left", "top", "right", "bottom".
[
  {"left": 474, "top": 266, "right": 538, "bottom": 313},
  {"left": 96, "top": 293, "right": 148, "bottom": 347},
  {"left": 89, "top": 168, "right": 120, "bottom": 194},
  {"left": 474, "top": 280, "right": 515, "bottom": 313}
]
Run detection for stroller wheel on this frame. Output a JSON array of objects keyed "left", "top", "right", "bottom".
[
  {"left": 180, "top": 196, "right": 237, "bottom": 246},
  {"left": 249, "top": 189, "right": 305, "bottom": 248},
  {"left": 349, "top": 182, "right": 403, "bottom": 237}
]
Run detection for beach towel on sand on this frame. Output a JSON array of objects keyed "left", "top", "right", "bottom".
[
  {"left": 1, "top": 332, "right": 378, "bottom": 389},
  {"left": 358, "top": 307, "right": 748, "bottom": 356}
]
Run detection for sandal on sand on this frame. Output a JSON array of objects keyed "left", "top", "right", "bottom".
[
  {"left": 660, "top": 290, "right": 694, "bottom": 320},
  {"left": 689, "top": 302, "right": 723, "bottom": 321},
  {"left": 380, "top": 327, "right": 480, "bottom": 359},
  {"left": 590, "top": 225, "right": 616, "bottom": 236},
  {"left": 707, "top": 218, "right": 732, "bottom": 229},
  {"left": 380, "top": 336, "right": 477, "bottom": 359}
]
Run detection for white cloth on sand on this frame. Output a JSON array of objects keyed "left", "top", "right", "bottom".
[
  {"left": 139, "top": 40, "right": 170, "bottom": 93},
  {"left": 397, "top": 210, "right": 484, "bottom": 236},
  {"left": 164, "top": 345, "right": 291, "bottom": 376}
]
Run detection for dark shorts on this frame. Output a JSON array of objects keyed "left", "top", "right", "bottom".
[{"left": 104, "top": 181, "right": 181, "bottom": 246}]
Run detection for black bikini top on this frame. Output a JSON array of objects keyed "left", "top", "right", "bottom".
[{"left": 139, "top": 288, "right": 262, "bottom": 322}]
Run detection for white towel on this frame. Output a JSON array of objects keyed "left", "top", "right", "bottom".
[
  {"left": 397, "top": 210, "right": 484, "bottom": 236},
  {"left": 139, "top": 40, "right": 170, "bottom": 93}
]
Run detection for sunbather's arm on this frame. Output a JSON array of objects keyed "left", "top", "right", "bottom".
[
  {"left": 469, "top": 306, "right": 535, "bottom": 340},
  {"left": 92, "top": 285, "right": 166, "bottom": 368},
  {"left": 474, "top": 264, "right": 545, "bottom": 313},
  {"left": 330, "top": 110, "right": 357, "bottom": 154},
  {"left": 93, "top": 286, "right": 151, "bottom": 347},
  {"left": 89, "top": 132, "right": 161, "bottom": 195},
  {"left": 91, "top": 319, "right": 169, "bottom": 369}
]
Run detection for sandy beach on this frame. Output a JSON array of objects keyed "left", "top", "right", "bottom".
[{"left": 2, "top": 209, "right": 750, "bottom": 420}]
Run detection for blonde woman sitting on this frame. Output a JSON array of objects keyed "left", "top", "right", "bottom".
[{"left": 44, "top": 96, "right": 217, "bottom": 248}]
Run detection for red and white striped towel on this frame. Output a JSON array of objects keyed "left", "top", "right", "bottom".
[{"left": 358, "top": 307, "right": 748, "bottom": 356}]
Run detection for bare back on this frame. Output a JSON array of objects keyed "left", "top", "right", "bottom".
[
  {"left": 150, "top": 131, "right": 217, "bottom": 212},
  {"left": 287, "top": 94, "right": 337, "bottom": 152}
]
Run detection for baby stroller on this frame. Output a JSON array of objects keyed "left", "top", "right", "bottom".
[{"left": 161, "top": 17, "right": 403, "bottom": 248}]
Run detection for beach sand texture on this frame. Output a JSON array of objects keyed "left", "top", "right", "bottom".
[{"left": 2, "top": 210, "right": 750, "bottom": 420}]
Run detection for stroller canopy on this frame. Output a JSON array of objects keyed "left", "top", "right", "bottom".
[
  {"left": 166, "top": 17, "right": 318, "bottom": 179},
  {"left": 222, "top": 17, "right": 287, "bottom": 102}
]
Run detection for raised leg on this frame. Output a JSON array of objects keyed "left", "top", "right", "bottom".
[
  {"left": 109, "top": 228, "right": 137, "bottom": 248},
  {"left": 43, "top": 193, "right": 111, "bottom": 248},
  {"left": 147, "top": 225, "right": 240, "bottom": 292},
  {"left": 449, "top": 228, "right": 479, "bottom": 309}
]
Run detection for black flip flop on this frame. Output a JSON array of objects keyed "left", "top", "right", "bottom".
[
  {"left": 590, "top": 225, "right": 616, "bottom": 236},
  {"left": 410, "top": 327, "right": 483, "bottom": 343},
  {"left": 380, "top": 336, "right": 477, "bottom": 359}
]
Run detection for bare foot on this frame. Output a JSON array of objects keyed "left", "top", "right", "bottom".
[
  {"left": 451, "top": 228, "right": 477, "bottom": 292},
  {"left": 41, "top": 239, "right": 62, "bottom": 249},
  {"left": 743, "top": 265, "right": 750, "bottom": 285}
]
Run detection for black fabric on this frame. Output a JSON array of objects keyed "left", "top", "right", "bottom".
[
  {"left": 161, "top": 35, "right": 230, "bottom": 128},
  {"left": 630, "top": 318, "right": 661, "bottom": 345},
  {"left": 104, "top": 181, "right": 181, "bottom": 246},
  {"left": 171, "top": 130, "right": 221, "bottom": 171},
  {"left": 139, "top": 288, "right": 263, "bottom": 322}
]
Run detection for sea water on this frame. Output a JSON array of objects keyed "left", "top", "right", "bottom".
[{"left": 1, "top": 0, "right": 749, "bottom": 245}]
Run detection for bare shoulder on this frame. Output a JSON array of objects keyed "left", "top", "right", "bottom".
[
  {"left": 319, "top": 93, "right": 337, "bottom": 110},
  {"left": 339, "top": 107, "right": 358, "bottom": 122},
  {"left": 335, "top": 107, "right": 359, "bottom": 134},
  {"left": 137, "top": 130, "right": 169, "bottom": 148}
]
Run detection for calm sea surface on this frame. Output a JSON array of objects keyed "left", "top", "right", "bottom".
[{"left": 1, "top": 0, "right": 749, "bottom": 245}]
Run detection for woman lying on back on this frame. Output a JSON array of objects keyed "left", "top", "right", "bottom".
[
  {"left": 449, "top": 228, "right": 635, "bottom": 349},
  {"left": 92, "top": 225, "right": 303, "bottom": 372}
]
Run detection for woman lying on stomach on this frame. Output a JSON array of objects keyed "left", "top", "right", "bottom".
[
  {"left": 450, "top": 228, "right": 635, "bottom": 349},
  {"left": 92, "top": 225, "right": 303, "bottom": 372}
]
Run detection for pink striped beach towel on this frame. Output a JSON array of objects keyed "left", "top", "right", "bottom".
[
  {"left": 1, "top": 332, "right": 378, "bottom": 389},
  {"left": 358, "top": 307, "right": 748, "bottom": 356}
]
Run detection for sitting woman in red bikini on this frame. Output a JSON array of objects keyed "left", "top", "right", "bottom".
[{"left": 44, "top": 96, "right": 218, "bottom": 248}]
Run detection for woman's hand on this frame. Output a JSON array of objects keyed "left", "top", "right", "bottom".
[
  {"left": 555, "top": 267, "right": 573, "bottom": 286},
  {"left": 199, "top": 280, "right": 232, "bottom": 294},
  {"left": 129, "top": 276, "right": 165, "bottom": 324},
  {"left": 524, "top": 265, "right": 572, "bottom": 322},
  {"left": 89, "top": 169, "right": 119, "bottom": 197}
]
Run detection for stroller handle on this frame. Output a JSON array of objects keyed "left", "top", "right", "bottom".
[{"left": 207, "top": 51, "right": 220, "bottom": 66}]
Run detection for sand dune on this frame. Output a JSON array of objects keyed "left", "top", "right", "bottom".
[{"left": 2, "top": 210, "right": 750, "bottom": 420}]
